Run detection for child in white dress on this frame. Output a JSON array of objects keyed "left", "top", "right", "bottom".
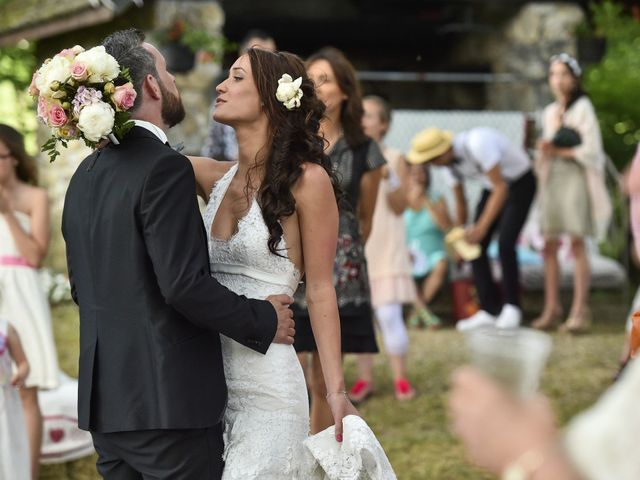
[{"left": 0, "top": 315, "right": 30, "bottom": 480}]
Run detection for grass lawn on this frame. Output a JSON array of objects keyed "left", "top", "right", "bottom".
[{"left": 41, "top": 290, "right": 629, "bottom": 479}]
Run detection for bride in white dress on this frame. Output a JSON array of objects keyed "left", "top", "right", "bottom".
[{"left": 190, "top": 49, "right": 395, "bottom": 479}]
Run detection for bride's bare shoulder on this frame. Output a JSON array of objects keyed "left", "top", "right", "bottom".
[
  {"left": 293, "top": 162, "right": 334, "bottom": 204},
  {"left": 298, "top": 162, "right": 331, "bottom": 182},
  {"left": 188, "top": 156, "right": 236, "bottom": 200}
]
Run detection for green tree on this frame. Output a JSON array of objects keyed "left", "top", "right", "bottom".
[
  {"left": 0, "top": 40, "right": 38, "bottom": 151},
  {"left": 584, "top": 0, "right": 640, "bottom": 167}
]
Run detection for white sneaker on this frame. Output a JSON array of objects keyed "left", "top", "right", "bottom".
[
  {"left": 456, "top": 310, "right": 496, "bottom": 331},
  {"left": 495, "top": 304, "right": 522, "bottom": 329}
]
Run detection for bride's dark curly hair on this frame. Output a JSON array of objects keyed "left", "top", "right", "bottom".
[{"left": 247, "top": 48, "right": 342, "bottom": 256}]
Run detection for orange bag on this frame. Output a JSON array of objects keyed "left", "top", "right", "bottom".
[
  {"left": 631, "top": 311, "right": 640, "bottom": 359},
  {"left": 451, "top": 278, "right": 480, "bottom": 321}
]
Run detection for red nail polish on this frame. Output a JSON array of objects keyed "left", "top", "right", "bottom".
[{"left": 337, "top": 434, "right": 343, "bottom": 442}]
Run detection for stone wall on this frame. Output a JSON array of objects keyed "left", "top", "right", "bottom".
[
  {"left": 154, "top": 0, "right": 225, "bottom": 154},
  {"left": 39, "top": 0, "right": 224, "bottom": 272},
  {"left": 40, "top": 141, "right": 92, "bottom": 273},
  {"left": 487, "top": 2, "right": 585, "bottom": 112}
]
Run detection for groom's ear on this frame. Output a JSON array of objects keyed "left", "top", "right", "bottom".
[{"left": 143, "top": 74, "right": 162, "bottom": 101}]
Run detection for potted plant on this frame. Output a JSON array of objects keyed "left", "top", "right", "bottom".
[
  {"left": 575, "top": 19, "right": 606, "bottom": 66},
  {"left": 155, "top": 19, "right": 230, "bottom": 73}
]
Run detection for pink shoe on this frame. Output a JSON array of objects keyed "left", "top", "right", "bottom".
[
  {"left": 394, "top": 378, "right": 415, "bottom": 401},
  {"left": 348, "top": 379, "right": 374, "bottom": 403}
]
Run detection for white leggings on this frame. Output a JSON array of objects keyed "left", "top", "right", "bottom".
[{"left": 374, "top": 303, "right": 409, "bottom": 356}]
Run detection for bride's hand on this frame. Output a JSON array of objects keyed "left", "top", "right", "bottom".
[{"left": 326, "top": 392, "right": 360, "bottom": 442}]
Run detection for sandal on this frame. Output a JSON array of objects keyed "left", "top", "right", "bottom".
[
  {"left": 394, "top": 378, "right": 416, "bottom": 401},
  {"left": 408, "top": 310, "right": 424, "bottom": 329},
  {"left": 559, "top": 307, "right": 592, "bottom": 334},
  {"left": 419, "top": 308, "right": 442, "bottom": 330},
  {"left": 531, "top": 305, "right": 563, "bottom": 331},
  {"left": 348, "top": 379, "right": 374, "bottom": 403}
]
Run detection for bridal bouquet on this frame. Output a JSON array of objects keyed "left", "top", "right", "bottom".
[{"left": 29, "top": 45, "right": 136, "bottom": 162}]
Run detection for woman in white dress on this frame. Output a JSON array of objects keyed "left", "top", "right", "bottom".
[
  {"left": 190, "top": 49, "right": 395, "bottom": 479},
  {"left": 533, "top": 54, "right": 611, "bottom": 333},
  {"left": 0, "top": 124, "right": 59, "bottom": 479}
]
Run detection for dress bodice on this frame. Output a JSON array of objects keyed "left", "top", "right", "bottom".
[
  {"left": 0, "top": 211, "right": 30, "bottom": 257},
  {"left": 202, "top": 164, "right": 302, "bottom": 300}
]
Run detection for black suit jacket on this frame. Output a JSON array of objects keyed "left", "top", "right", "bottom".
[{"left": 62, "top": 127, "right": 277, "bottom": 433}]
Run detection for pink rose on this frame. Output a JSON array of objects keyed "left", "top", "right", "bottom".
[
  {"left": 28, "top": 72, "right": 40, "bottom": 97},
  {"left": 57, "top": 48, "right": 76, "bottom": 60},
  {"left": 111, "top": 82, "right": 137, "bottom": 111},
  {"left": 48, "top": 103, "right": 68, "bottom": 127},
  {"left": 70, "top": 62, "right": 88, "bottom": 81},
  {"left": 37, "top": 97, "right": 51, "bottom": 121}
]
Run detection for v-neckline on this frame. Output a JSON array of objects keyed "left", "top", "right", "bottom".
[{"left": 209, "top": 164, "right": 255, "bottom": 243}]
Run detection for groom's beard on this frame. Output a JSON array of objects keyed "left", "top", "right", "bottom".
[{"left": 159, "top": 81, "right": 186, "bottom": 128}]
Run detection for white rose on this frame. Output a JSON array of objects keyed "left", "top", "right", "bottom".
[
  {"left": 35, "top": 55, "right": 72, "bottom": 97},
  {"left": 77, "top": 101, "right": 115, "bottom": 142},
  {"left": 275, "top": 74, "right": 303, "bottom": 110},
  {"left": 75, "top": 46, "right": 120, "bottom": 83}
]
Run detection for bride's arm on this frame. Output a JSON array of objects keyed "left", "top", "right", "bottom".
[
  {"left": 187, "top": 156, "right": 234, "bottom": 201},
  {"left": 294, "top": 163, "right": 359, "bottom": 441}
]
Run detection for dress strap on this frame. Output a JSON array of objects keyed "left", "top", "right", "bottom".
[
  {"left": 210, "top": 164, "right": 238, "bottom": 209},
  {"left": 205, "top": 163, "right": 239, "bottom": 232}
]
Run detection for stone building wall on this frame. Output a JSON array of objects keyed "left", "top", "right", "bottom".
[
  {"left": 40, "top": 0, "right": 224, "bottom": 272},
  {"left": 155, "top": 1, "right": 224, "bottom": 153},
  {"left": 487, "top": 2, "right": 585, "bottom": 112}
]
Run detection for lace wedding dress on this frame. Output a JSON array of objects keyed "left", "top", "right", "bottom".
[{"left": 203, "top": 164, "right": 396, "bottom": 480}]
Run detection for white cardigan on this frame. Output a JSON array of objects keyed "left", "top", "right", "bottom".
[
  {"left": 535, "top": 96, "right": 612, "bottom": 241},
  {"left": 564, "top": 358, "right": 640, "bottom": 479}
]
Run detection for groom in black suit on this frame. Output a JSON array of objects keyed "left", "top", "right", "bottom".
[{"left": 62, "top": 29, "right": 295, "bottom": 479}]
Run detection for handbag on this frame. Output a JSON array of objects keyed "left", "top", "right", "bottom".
[
  {"left": 451, "top": 278, "right": 480, "bottom": 321},
  {"left": 552, "top": 126, "right": 582, "bottom": 148}
]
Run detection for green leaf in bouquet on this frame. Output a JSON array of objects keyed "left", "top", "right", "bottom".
[
  {"left": 111, "top": 111, "right": 134, "bottom": 141},
  {"left": 120, "top": 67, "right": 133, "bottom": 84},
  {"left": 41, "top": 137, "right": 61, "bottom": 163},
  {"left": 82, "top": 137, "right": 98, "bottom": 150}
]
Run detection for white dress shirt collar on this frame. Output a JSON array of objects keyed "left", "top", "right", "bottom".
[{"left": 133, "top": 120, "right": 169, "bottom": 145}]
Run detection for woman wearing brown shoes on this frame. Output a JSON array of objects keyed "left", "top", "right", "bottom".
[{"left": 533, "top": 54, "right": 611, "bottom": 333}]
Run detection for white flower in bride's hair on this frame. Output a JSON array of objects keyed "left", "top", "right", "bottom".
[{"left": 275, "top": 74, "right": 303, "bottom": 110}]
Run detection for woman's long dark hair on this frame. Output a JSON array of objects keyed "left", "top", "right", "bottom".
[
  {"left": 306, "top": 47, "right": 368, "bottom": 149},
  {"left": 247, "top": 48, "right": 342, "bottom": 256},
  {"left": 551, "top": 59, "right": 587, "bottom": 110},
  {"left": 0, "top": 124, "right": 38, "bottom": 185}
]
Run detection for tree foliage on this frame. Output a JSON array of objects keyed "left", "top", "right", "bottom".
[
  {"left": 0, "top": 40, "right": 36, "bottom": 89},
  {"left": 584, "top": 1, "right": 640, "bottom": 167},
  {"left": 0, "top": 40, "right": 37, "bottom": 151}
]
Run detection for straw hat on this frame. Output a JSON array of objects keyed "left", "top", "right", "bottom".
[
  {"left": 406, "top": 128, "right": 453, "bottom": 164},
  {"left": 444, "top": 226, "right": 481, "bottom": 261}
]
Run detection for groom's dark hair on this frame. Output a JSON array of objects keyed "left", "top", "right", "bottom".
[{"left": 102, "top": 29, "right": 159, "bottom": 112}]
